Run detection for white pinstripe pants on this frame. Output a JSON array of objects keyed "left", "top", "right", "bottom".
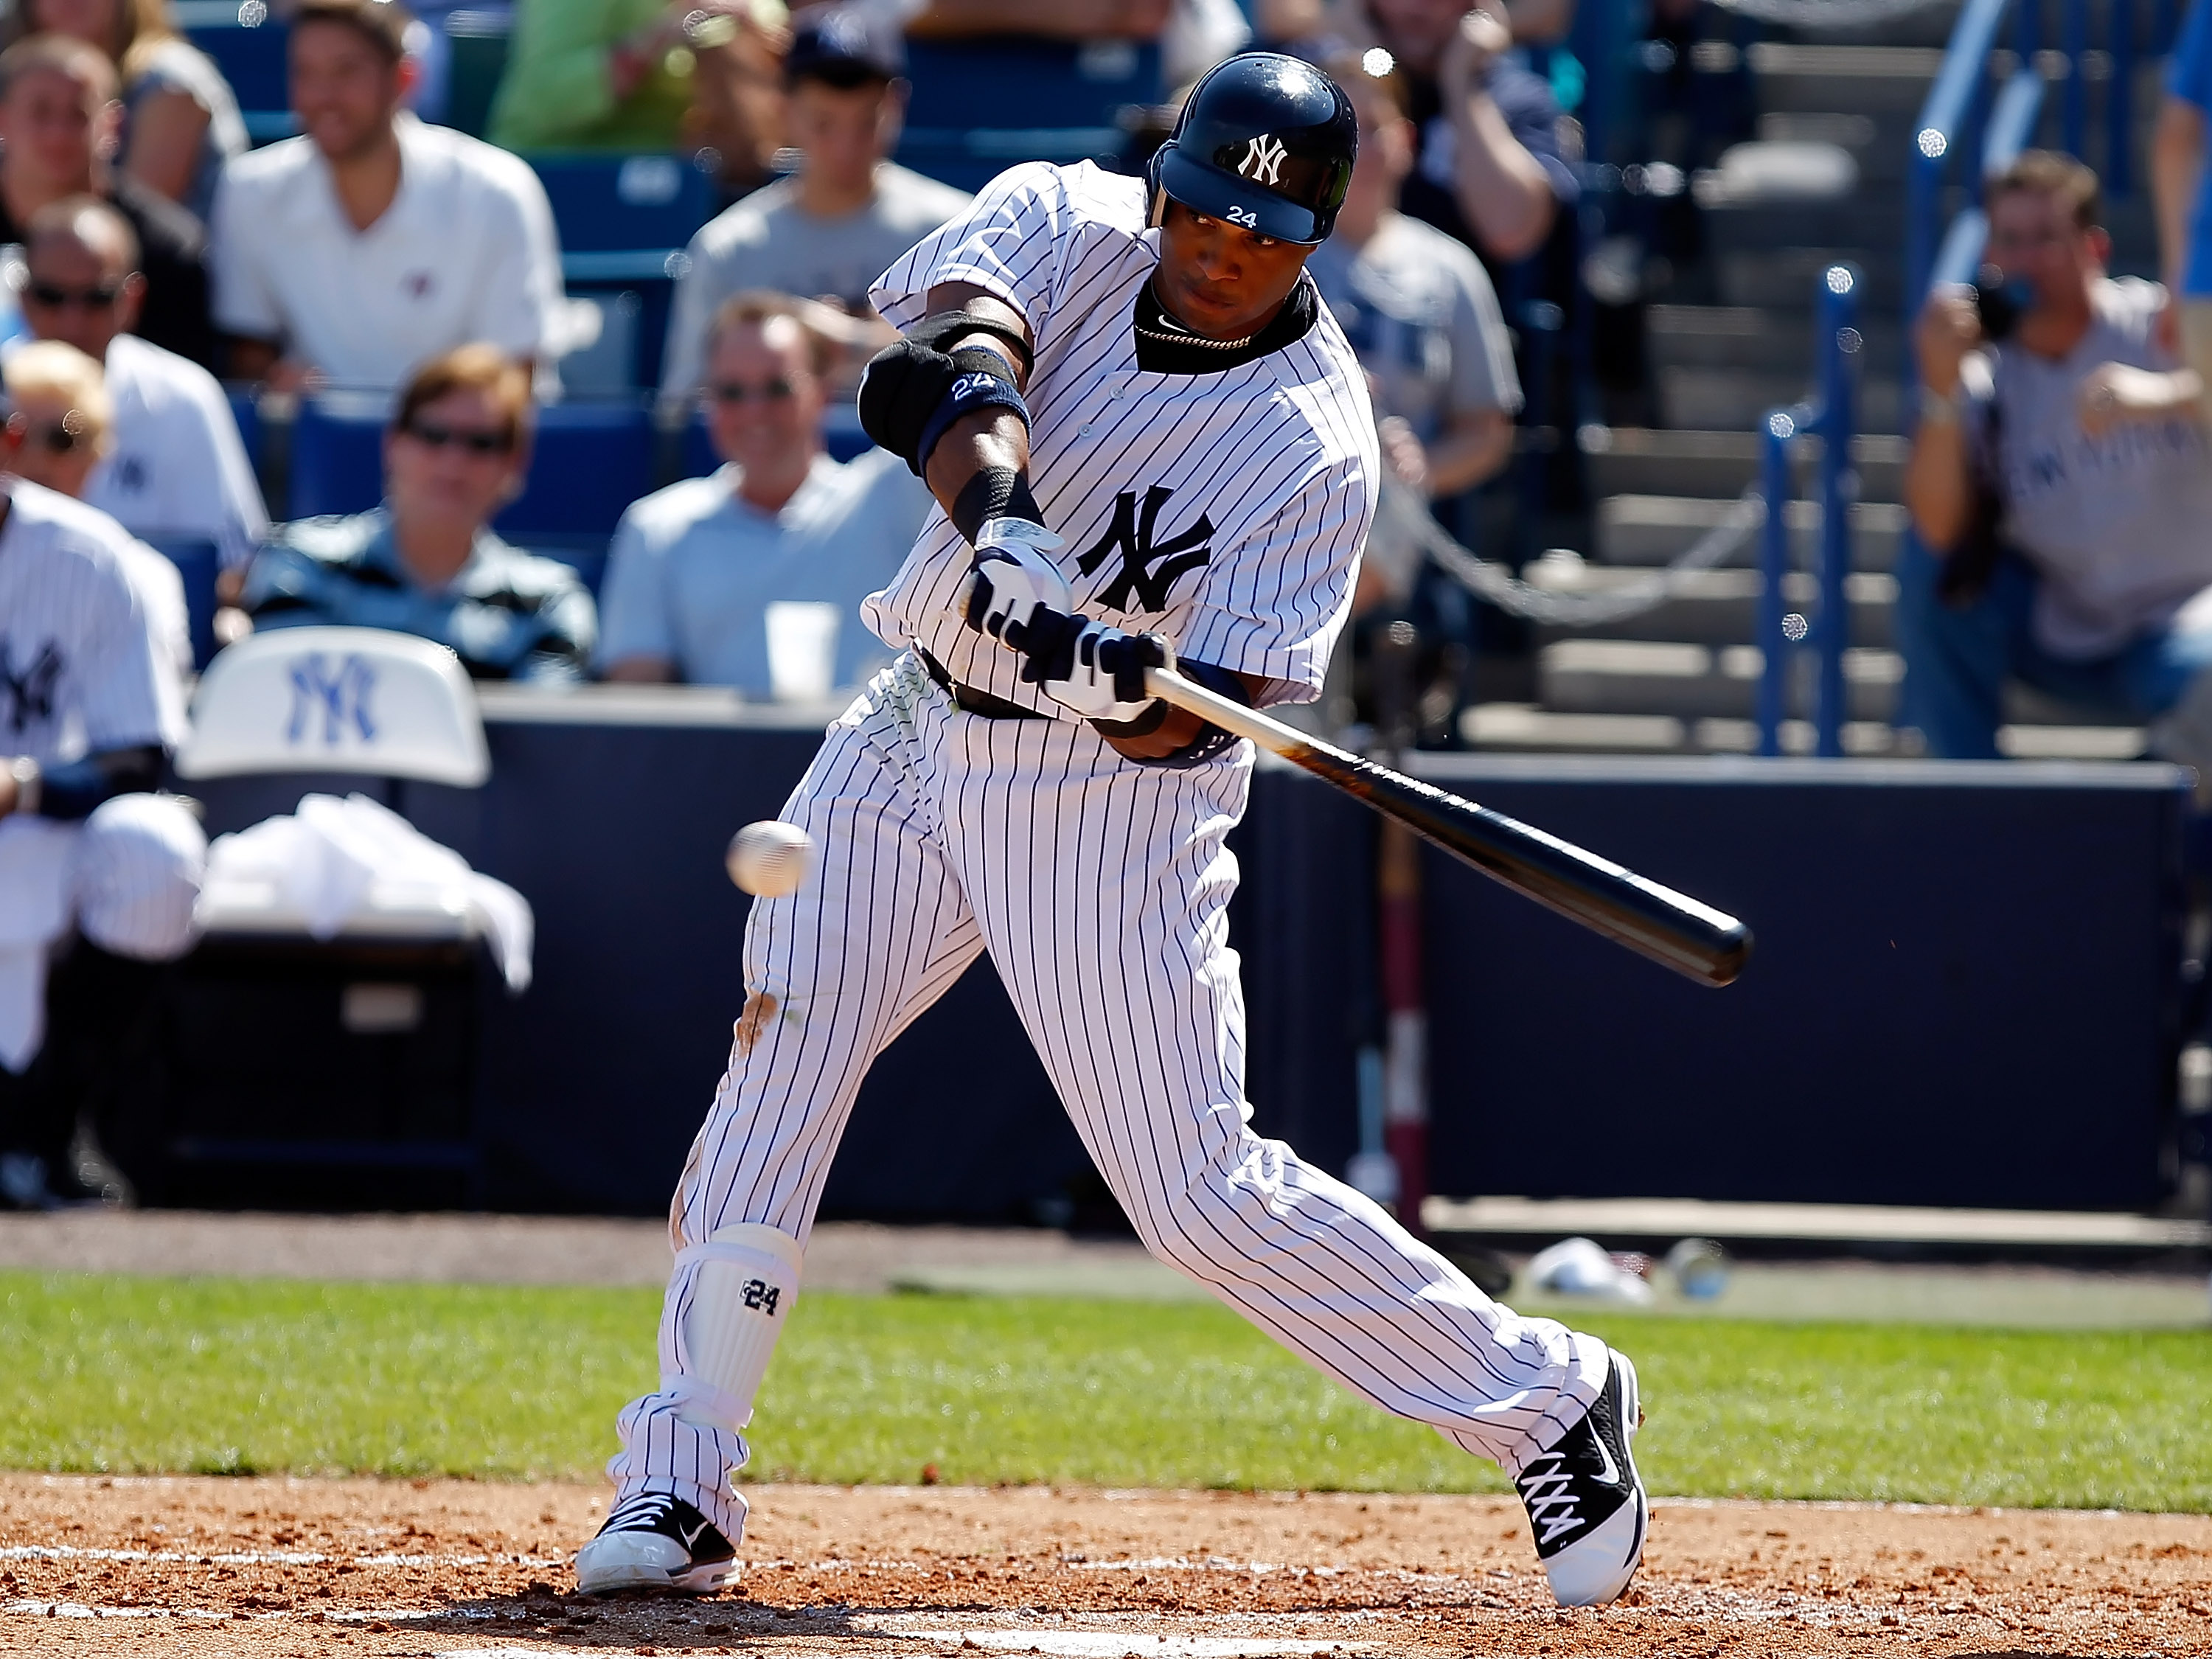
[{"left": 610, "top": 654, "right": 1607, "bottom": 1539}]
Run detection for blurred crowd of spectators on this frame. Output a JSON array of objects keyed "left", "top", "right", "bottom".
[
  {"left": 0, "top": 0, "right": 1601, "bottom": 1206},
  {"left": 0, "top": 0, "right": 1582, "bottom": 717}
]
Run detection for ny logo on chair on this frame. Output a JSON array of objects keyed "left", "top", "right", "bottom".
[{"left": 285, "top": 653, "right": 380, "bottom": 748}]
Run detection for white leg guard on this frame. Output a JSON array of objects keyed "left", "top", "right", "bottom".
[{"left": 665, "top": 1222, "right": 804, "bottom": 1435}]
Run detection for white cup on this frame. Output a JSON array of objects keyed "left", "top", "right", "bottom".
[{"left": 764, "top": 601, "right": 840, "bottom": 702}]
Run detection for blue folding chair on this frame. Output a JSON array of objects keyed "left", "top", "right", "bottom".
[
  {"left": 494, "top": 400, "right": 655, "bottom": 592},
  {"left": 286, "top": 394, "right": 387, "bottom": 521},
  {"left": 140, "top": 535, "right": 220, "bottom": 669},
  {"left": 223, "top": 383, "right": 268, "bottom": 502},
  {"left": 529, "top": 153, "right": 718, "bottom": 253},
  {"left": 532, "top": 153, "right": 719, "bottom": 391},
  {"left": 897, "top": 36, "right": 1158, "bottom": 192},
  {"left": 178, "top": 4, "right": 293, "bottom": 143}
]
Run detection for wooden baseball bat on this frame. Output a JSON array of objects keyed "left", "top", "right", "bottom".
[{"left": 1147, "top": 665, "right": 1753, "bottom": 987}]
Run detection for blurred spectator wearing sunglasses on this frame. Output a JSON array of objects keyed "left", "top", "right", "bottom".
[
  {"left": 1, "top": 336, "right": 192, "bottom": 674},
  {"left": 13, "top": 195, "right": 266, "bottom": 577},
  {"left": 598, "top": 291, "right": 925, "bottom": 692},
  {"left": 0, "top": 32, "right": 212, "bottom": 367},
  {"left": 240, "top": 344, "right": 596, "bottom": 681}
]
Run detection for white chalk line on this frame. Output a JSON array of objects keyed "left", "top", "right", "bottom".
[{"left": 0, "top": 1542, "right": 566, "bottom": 1569}]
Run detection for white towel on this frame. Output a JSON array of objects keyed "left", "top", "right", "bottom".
[{"left": 202, "top": 793, "right": 535, "bottom": 992}]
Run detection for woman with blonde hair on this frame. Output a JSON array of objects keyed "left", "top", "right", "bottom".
[{"left": 10, "top": 0, "right": 247, "bottom": 218}]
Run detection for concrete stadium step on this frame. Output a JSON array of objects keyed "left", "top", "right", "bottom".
[
  {"left": 1648, "top": 305, "right": 1903, "bottom": 378},
  {"left": 1660, "top": 365, "right": 1905, "bottom": 433},
  {"left": 1582, "top": 429, "right": 1908, "bottom": 501},
  {"left": 1539, "top": 637, "right": 1903, "bottom": 721},
  {"left": 1595, "top": 493, "right": 1908, "bottom": 569},
  {"left": 1748, "top": 43, "right": 1943, "bottom": 116},
  {"left": 1462, "top": 703, "right": 2148, "bottom": 760},
  {"left": 1526, "top": 566, "right": 1898, "bottom": 647},
  {"left": 1719, "top": 246, "right": 1904, "bottom": 310},
  {"left": 1699, "top": 196, "right": 1907, "bottom": 256},
  {"left": 1757, "top": 112, "right": 1905, "bottom": 181}
]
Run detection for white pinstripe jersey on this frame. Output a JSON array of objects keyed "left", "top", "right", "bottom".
[
  {"left": 0, "top": 481, "right": 184, "bottom": 766},
  {"left": 863, "top": 161, "right": 1377, "bottom": 718}
]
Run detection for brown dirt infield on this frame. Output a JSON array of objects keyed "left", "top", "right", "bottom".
[{"left": 2, "top": 1478, "right": 2208, "bottom": 1658}]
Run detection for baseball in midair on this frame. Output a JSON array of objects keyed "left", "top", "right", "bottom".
[{"left": 726, "top": 820, "right": 814, "bottom": 897}]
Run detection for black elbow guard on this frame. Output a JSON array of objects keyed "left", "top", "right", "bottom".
[{"left": 857, "top": 317, "right": 1032, "bottom": 476}]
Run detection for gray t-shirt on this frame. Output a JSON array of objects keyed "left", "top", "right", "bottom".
[
  {"left": 1969, "top": 276, "right": 2212, "bottom": 658},
  {"left": 658, "top": 163, "right": 974, "bottom": 408},
  {"left": 1305, "top": 211, "right": 1522, "bottom": 444},
  {"left": 595, "top": 448, "right": 931, "bottom": 694}
]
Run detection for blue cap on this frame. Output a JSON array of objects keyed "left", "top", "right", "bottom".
[{"left": 786, "top": 4, "right": 904, "bottom": 87}]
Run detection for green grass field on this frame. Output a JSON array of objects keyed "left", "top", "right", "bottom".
[{"left": 4, "top": 1271, "right": 2208, "bottom": 1511}]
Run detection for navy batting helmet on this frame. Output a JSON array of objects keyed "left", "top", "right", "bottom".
[{"left": 1147, "top": 52, "right": 1357, "bottom": 246}]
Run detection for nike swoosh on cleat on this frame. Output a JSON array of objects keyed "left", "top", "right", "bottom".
[
  {"left": 1590, "top": 1430, "right": 1619, "bottom": 1486},
  {"left": 678, "top": 1520, "right": 710, "bottom": 1550}
]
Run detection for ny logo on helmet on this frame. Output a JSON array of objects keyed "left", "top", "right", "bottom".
[{"left": 1237, "top": 134, "right": 1288, "bottom": 187}]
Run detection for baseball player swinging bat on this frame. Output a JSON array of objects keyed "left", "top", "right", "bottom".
[
  {"left": 1141, "top": 655, "right": 1752, "bottom": 987},
  {"left": 582, "top": 52, "right": 1670, "bottom": 1615}
]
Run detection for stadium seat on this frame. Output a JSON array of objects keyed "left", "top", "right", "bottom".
[
  {"left": 178, "top": 1, "right": 293, "bottom": 144},
  {"left": 530, "top": 153, "right": 717, "bottom": 254},
  {"left": 287, "top": 392, "right": 388, "bottom": 521},
  {"left": 896, "top": 36, "right": 1158, "bottom": 192},
  {"left": 494, "top": 400, "right": 655, "bottom": 591},
  {"left": 533, "top": 153, "right": 717, "bottom": 391},
  {"left": 223, "top": 383, "right": 267, "bottom": 498},
  {"left": 141, "top": 534, "right": 221, "bottom": 669},
  {"left": 151, "top": 625, "right": 497, "bottom": 1208}
]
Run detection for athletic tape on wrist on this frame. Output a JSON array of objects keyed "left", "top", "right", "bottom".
[
  {"left": 951, "top": 466, "right": 1048, "bottom": 546},
  {"left": 667, "top": 1222, "right": 804, "bottom": 1433}
]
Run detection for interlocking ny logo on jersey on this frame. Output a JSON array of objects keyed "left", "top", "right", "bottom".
[
  {"left": 286, "top": 652, "right": 378, "bottom": 746},
  {"left": 1076, "top": 487, "right": 1214, "bottom": 613},
  {"left": 1238, "top": 134, "right": 1289, "bottom": 186},
  {"left": 0, "top": 639, "right": 62, "bottom": 734}
]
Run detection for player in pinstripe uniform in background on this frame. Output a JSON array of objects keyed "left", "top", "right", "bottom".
[
  {"left": 0, "top": 477, "right": 204, "bottom": 1209},
  {"left": 578, "top": 53, "right": 1648, "bottom": 1610}
]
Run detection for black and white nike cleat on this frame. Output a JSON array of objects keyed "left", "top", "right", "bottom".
[
  {"left": 574, "top": 1492, "right": 738, "bottom": 1595},
  {"left": 1513, "top": 1349, "right": 1648, "bottom": 1607}
]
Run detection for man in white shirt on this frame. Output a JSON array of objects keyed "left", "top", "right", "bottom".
[
  {"left": 18, "top": 196, "right": 268, "bottom": 574},
  {"left": 656, "top": 10, "right": 972, "bottom": 411},
  {"left": 601, "top": 293, "right": 928, "bottom": 692},
  {"left": 209, "top": 0, "right": 567, "bottom": 395}
]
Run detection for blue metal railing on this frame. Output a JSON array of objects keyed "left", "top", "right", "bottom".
[
  {"left": 1907, "top": 0, "right": 2173, "bottom": 323},
  {"left": 1758, "top": 265, "right": 1863, "bottom": 759}
]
